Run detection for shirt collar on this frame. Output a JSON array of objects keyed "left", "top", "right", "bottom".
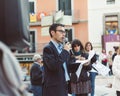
[{"left": 51, "top": 39, "right": 63, "bottom": 49}]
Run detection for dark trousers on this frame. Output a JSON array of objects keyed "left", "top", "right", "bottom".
[
  {"left": 32, "top": 85, "right": 42, "bottom": 96},
  {"left": 76, "top": 94, "right": 88, "bottom": 96},
  {"left": 116, "top": 91, "right": 120, "bottom": 96},
  {"left": 109, "top": 65, "right": 113, "bottom": 75}
]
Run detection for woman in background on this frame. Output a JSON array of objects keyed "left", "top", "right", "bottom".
[
  {"left": 107, "top": 50, "right": 113, "bottom": 76},
  {"left": 85, "top": 42, "right": 98, "bottom": 96},
  {"left": 70, "top": 39, "right": 92, "bottom": 96},
  {"left": 112, "top": 46, "right": 119, "bottom": 61},
  {"left": 100, "top": 49, "right": 108, "bottom": 66},
  {"left": 112, "top": 47, "right": 120, "bottom": 96}
]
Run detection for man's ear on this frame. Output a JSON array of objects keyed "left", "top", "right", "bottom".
[{"left": 51, "top": 30, "right": 55, "bottom": 36}]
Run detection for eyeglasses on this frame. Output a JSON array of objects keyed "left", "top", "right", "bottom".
[{"left": 56, "top": 30, "right": 66, "bottom": 34}]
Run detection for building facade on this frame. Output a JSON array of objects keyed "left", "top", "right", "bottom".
[
  {"left": 17, "top": 0, "right": 89, "bottom": 75},
  {"left": 28, "top": 0, "right": 88, "bottom": 54},
  {"left": 18, "top": 0, "right": 120, "bottom": 75},
  {"left": 88, "top": 0, "right": 120, "bottom": 54}
]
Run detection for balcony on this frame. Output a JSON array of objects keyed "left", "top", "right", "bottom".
[{"left": 29, "top": 9, "right": 87, "bottom": 26}]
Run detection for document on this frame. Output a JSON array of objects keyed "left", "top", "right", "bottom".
[
  {"left": 75, "top": 60, "right": 89, "bottom": 78},
  {"left": 92, "top": 62, "right": 110, "bottom": 76},
  {"left": 75, "top": 50, "right": 95, "bottom": 78}
]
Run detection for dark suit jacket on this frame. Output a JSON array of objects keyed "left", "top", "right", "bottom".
[{"left": 43, "top": 41, "right": 70, "bottom": 96}]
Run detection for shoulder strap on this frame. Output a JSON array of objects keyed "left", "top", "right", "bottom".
[{"left": 92, "top": 66, "right": 98, "bottom": 72}]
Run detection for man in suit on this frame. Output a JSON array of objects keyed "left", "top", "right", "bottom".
[{"left": 43, "top": 23, "right": 71, "bottom": 96}]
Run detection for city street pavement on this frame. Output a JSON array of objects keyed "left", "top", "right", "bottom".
[
  {"left": 26, "top": 75, "right": 116, "bottom": 96},
  {"left": 68, "top": 75, "right": 116, "bottom": 96},
  {"left": 95, "top": 75, "right": 116, "bottom": 96}
]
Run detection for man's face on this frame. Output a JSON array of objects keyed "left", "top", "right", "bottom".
[{"left": 51, "top": 26, "right": 66, "bottom": 43}]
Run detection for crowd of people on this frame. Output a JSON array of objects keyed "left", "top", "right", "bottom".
[
  {"left": 0, "top": 23, "right": 120, "bottom": 96},
  {"left": 29, "top": 23, "right": 120, "bottom": 96}
]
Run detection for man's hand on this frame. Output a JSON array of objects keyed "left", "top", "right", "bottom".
[{"left": 63, "top": 42, "right": 71, "bottom": 52}]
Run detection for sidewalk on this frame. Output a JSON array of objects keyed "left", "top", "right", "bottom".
[
  {"left": 26, "top": 75, "right": 116, "bottom": 96},
  {"left": 95, "top": 75, "right": 116, "bottom": 96}
]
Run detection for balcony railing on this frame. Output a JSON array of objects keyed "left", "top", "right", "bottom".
[{"left": 29, "top": 9, "right": 84, "bottom": 26}]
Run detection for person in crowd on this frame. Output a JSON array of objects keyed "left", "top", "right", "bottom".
[
  {"left": 112, "top": 47, "right": 120, "bottom": 96},
  {"left": 30, "top": 54, "right": 44, "bottom": 96},
  {"left": 112, "top": 46, "right": 119, "bottom": 61},
  {"left": 43, "top": 23, "right": 71, "bottom": 96},
  {"left": 85, "top": 42, "right": 98, "bottom": 96},
  {"left": 107, "top": 50, "right": 113, "bottom": 76},
  {"left": 70, "top": 39, "right": 92, "bottom": 96},
  {"left": 100, "top": 49, "right": 108, "bottom": 66},
  {"left": 21, "top": 66, "right": 28, "bottom": 81}
]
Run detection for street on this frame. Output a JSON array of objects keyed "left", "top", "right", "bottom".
[
  {"left": 95, "top": 75, "right": 116, "bottom": 96},
  {"left": 27, "top": 75, "right": 116, "bottom": 96},
  {"left": 68, "top": 75, "right": 116, "bottom": 96}
]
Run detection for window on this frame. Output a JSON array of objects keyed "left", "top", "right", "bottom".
[
  {"left": 106, "top": 0, "right": 115, "bottom": 4},
  {"left": 29, "top": 0, "right": 36, "bottom": 13},
  {"left": 104, "top": 15, "right": 118, "bottom": 35},
  {"left": 29, "top": 2, "right": 34, "bottom": 13},
  {"left": 29, "top": 31, "right": 36, "bottom": 53},
  {"left": 58, "top": 0, "right": 72, "bottom": 15}
]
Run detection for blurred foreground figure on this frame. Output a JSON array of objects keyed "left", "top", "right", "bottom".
[
  {"left": 0, "top": 41, "right": 28, "bottom": 96},
  {"left": 112, "top": 47, "right": 120, "bottom": 96}
]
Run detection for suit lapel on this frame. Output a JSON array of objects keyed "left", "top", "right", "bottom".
[
  {"left": 49, "top": 41, "right": 59, "bottom": 55},
  {"left": 49, "top": 41, "right": 65, "bottom": 71}
]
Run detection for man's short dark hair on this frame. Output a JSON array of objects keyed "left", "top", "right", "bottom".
[{"left": 49, "top": 23, "right": 64, "bottom": 37}]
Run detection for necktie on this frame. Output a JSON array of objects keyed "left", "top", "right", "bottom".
[
  {"left": 58, "top": 44, "right": 70, "bottom": 81},
  {"left": 58, "top": 44, "right": 62, "bottom": 52}
]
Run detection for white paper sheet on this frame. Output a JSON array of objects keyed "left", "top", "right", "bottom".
[
  {"left": 92, "top": 62, "right": 110, "bottom": 76},
  {"left": 75, "top": 50, "right": 95, "bottom": 78},
  {"left": 88, "top": 50, "right": 95, "bottom": 60},
  {"left": 75, "top": 60, "right": 89, "bottom": 78}
]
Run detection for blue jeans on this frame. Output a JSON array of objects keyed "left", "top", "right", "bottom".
[
  {"left": 32, "top": 85, "right": 42, "bottom": 96},
  {"left": 72, "top": 93, "right": 75, "bottom": 96},
  {"left": 90, "top": 72, "right": 97, "bottom": 96}
]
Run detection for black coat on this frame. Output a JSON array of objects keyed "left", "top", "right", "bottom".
[
  {"left": 30, "top": 63, "right": 43, "bottom": 86},
  {"left": 43, "top": 41, "right": 70, "bottom": 96},
  {"left": 69, "top": 52, "right": 92, "bottom": 83}
]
